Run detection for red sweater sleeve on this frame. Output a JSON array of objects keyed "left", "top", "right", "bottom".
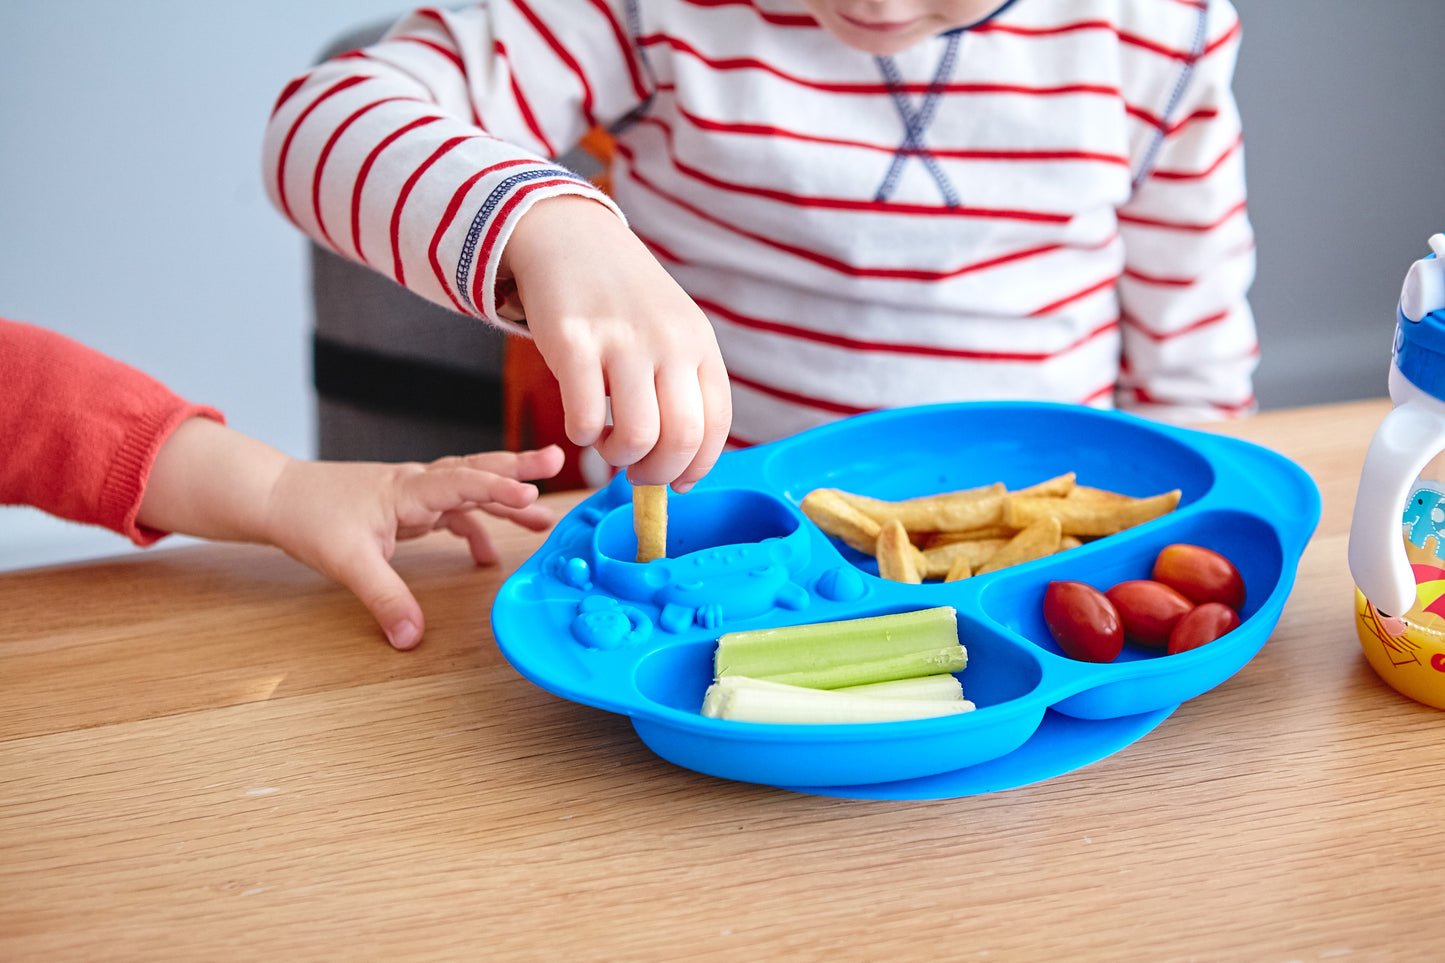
[{"left": 1, "top": 318, "right": 226, "bottom": 546}]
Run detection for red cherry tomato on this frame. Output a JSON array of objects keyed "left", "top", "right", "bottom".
[
  {"left": 1151, "top": 544, "right": 1246, "bottom": 611},
  {"left": 1043, "top": 581, "right": 1124, "bottom": 663},
  {"left": 1105, "top": 579, "right": 1194, "bottom": 648},
  {"left": 1166, "top": 602, "right": 1241, "bottom": 654}
]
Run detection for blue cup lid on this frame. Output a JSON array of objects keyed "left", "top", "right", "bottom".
[{"left": 1395, "top": 252, "right": 1445, "bottom": 400}]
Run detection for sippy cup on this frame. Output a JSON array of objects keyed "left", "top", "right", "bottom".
[{"left": 1348, "top": 233, "right": 1445, "bottom": 708}]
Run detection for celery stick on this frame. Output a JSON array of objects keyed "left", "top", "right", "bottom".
[
  {"left": 712, "top": 606, "right": 966, "bottom": 689},
  {"left": 701, "top": 675, "right": 974, "bottom": 724},
  {"left": 836, "top": 673, "right": 965, "bottom": 702}
]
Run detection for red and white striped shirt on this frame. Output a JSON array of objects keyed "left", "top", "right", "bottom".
[{"left": 264, "top": 0, "right": 1258, "bottom": 448}]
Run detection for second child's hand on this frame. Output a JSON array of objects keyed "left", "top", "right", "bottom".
[{"left": 499, "top": 195, "right": 732, "bottom": 493}]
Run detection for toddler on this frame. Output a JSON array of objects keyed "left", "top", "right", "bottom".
[{"left": 264, "top": 0, "right": 1256, "bottom": 490}]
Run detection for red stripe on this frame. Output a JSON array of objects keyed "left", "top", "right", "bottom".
[
  {"left": 1130, "top": 384, "right": 1255, "bottom": 415},
  {"left": 1122, "top": 308, "right": 1232, "bottom": 343},
  {"left": 725, "top": 431, "right": 759, "bottom": 449},
  {"left": 513, "top": 0, "right": 596, "bottom": 127},
  {"left": 631, "top": 117, "right": 1070, "bottom": 223},
  {"left": 275, "top": 75, "right": 369, "bottom": 224},
  {"left": 696, "top": 294, "right": 1120, "bottom": 363},
  {"left": 672, "top": 102, "right": 1129, "bottom": 168},
  {"left": 1117, "top": 198, "right": 1246, "bottom": 233},
  {"left": 493, "top": 39, "right": 556, "bottom": 156},
  {"left": 350, "top": 115, "right": 443, "bottom": 263},
  {"left": 469, "top": 177, "right": 587, "bottom": 310},
  {"left": 393, "top": 34, "right": 465, "bottom": 72},
  {"left": 639, "top": 33, "right": 1120, "bottom": 99},
  {"left": 311, "top": 96, "right": 418, "bottom": 248},
  {"left": 1028, "top": 273, "right": 1120, "bottom": 317},
  {"left": 427, "top": 158, "right": 535, "bottom": 313},
  {"left": 1204, "top": 20, "right": 1242, "bottom": 59},
  {"left": 675, "top": 0, "right": 818, "bottom": 27},
  {"left": 616, "top": 141, "right": 1068, "bottom": 280},
  {"left": 730, "top": 370, "right": 872, "bottom": 417},
  {"left": 387, "top": 23, "right": 483, "bottom": 127},
  {"left": 390, "top": 135, "right": 474, "bottom": 286},
  {"left": 1164, "top": 106, "right": 1220, "bottom": 136},
  {"left": 1151, "top": 132, "right": 1243, "bottom": 181},
  {"left": 271, "top": 75, "right": 307, "bottom": 117},
  {"left": 584, "top": 0, "right": 651, "bottom": 101},
  {"left": 1121, "top": 265, "right": 1193, "bottom": 287},
  {"left": 974, "top": 19, "right": 1207, "bottom": 63},
  {"left": 1079, "top": 381, "right": 1117, "bottom": 406}
]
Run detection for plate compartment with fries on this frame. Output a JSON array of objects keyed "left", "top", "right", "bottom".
[{"left": 492, "top": 402, "right": 1320, "bottom": 797}]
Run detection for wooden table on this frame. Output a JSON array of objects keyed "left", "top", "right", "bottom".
[{"left": 5, "top": 398, "right": 1443, "bottom": 961}]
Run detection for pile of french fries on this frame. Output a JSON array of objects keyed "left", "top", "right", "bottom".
[{"left": 800, "top": 473, "right": 1181, "bottom": 584}]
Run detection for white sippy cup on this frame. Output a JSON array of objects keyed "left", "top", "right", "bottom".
[{"left": 1348, "top": 233, "right": 1445, "bottom": 708}]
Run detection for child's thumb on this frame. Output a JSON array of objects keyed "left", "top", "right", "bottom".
[{"left": 335, "top": 552, "right": 425, "bottom": 650}]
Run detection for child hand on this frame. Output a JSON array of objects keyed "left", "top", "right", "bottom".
[
  {"left": 262, "top": 445, "right": 566, "bottom": 650},
  {"left": 500, "top": 196, "right": 732, "bottom": 493},
  {"left": 139, "top": 420, "right": 566, "bottom": 652}
]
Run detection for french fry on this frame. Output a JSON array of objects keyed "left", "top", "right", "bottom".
[
  {"left": 1004, "top": 489, "right": 1181, "bottom": 537},
  {"left": 976, "top": 516, "right": 1062, "bottom": 574},
  {"left": 943, "top": 556, "right": 973, "bottom": 582},
  {"left": 1010, "top": 472, "right": 1076, "bottom": 499},
  {"left": 801, "top": 471, "right": 1178, "bottom": 583},
  {"left": 835, "top": 483, "right": 1007, "bottom": 532},
  {"left": 923, "top": 525, "right": 1018, "bottom": 548},
  {"left": 876, "top": 519, "right": 923, "bottom": 584},
  {"left": 921, "top": 538, "right": 1010, "bottom": 579},
  {"left": 633, "top": 484, "right": 668, "bottom": 563},
  {"left": 800, "top": 488, "right": 882, "bottom": 555}
]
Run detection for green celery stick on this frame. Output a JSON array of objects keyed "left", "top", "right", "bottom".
[
  {"left": 836, "top": 673, "right": 965, "bottom": 702},
  {"left": 712, "top": 606, "right": 966, "bottom": 689},
  {"left": 701, "top": 675, "right": 974, "bottom": 724}
]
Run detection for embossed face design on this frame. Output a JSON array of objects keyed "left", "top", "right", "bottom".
[{"left": 798, "top": 0, "right": 1010, "bottom": 56}]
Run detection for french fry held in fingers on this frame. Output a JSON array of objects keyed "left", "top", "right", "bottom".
[{"left": 633, "top": 484, "right": 668, "bottom": 563}]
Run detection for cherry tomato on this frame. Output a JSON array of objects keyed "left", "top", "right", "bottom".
[
  {"left": 1151, "top": 544, "right": 1246, "bottom": 611},
  {"left": 1043, "top": 581, "right": 1124, "bottom": 663},
  {"left": 1166, "top": 602, "right": 1241, "bottom": 654},
  {"left": 1105, "top": 579, "right": 1194, "bottom": 648}
]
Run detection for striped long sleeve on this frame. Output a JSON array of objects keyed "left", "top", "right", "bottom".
[{"left": 262, "top": 0, "right": 1259, "bottom": 447}]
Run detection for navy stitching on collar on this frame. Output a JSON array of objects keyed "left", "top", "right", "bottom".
[
  {"left": 1132, "top": 4, "right": 1210, "bottom": 188},
  {"left": 873, "top": 32, "right": 962, "bottom": 207}
]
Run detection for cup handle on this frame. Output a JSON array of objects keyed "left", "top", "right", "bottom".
[{"left": 1348, "top": 401, "right": 1445, "bottom": 616}]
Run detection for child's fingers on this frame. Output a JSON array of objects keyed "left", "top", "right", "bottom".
[
  {"left": 625, "top": 363, "right": 705, "bottom": 487},
  {"left": 400, "top": 466, "right": 541, "bottom": 519},
  {"left": 547, "top": 344, "right": 609, "bottom": 449},
  {"left": 594, "top": 355, "right": 661, "bottom": 468},
  {"left": 439, "top": 508, "right": 501, "bottom": 565},
  {"left": 672, "top": 353, "right": 733, "bottom": 492},
  {"left": 445, "top": 445, "right": 564, "bottom": 482},
  {"left": 482, "top": 501, "right": 558, "bottom": 531},
  {"left": 328, "top": 547, "right": 426, "bottom": 651}
]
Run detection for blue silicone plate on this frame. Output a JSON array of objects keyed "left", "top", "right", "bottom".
[{"left": 491, "top": 402, "right": 1320, "bottom": 796}]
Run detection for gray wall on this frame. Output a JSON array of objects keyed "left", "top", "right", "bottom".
[
  {"left": 1235, "top": 0, "right": 1445, "bottom": 406},
  {"left": 2, "top": 0, "right": 1442, "bottom": 569}
]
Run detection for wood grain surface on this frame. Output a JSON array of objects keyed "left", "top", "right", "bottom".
[{"left": 6, "top": 398, "right": 1444, "bottom": 962}]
